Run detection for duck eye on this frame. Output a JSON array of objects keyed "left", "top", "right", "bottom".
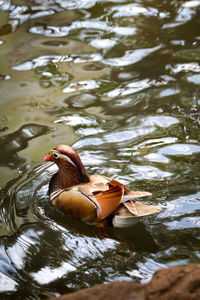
[{"left": 53, "top": 153, "right": 58, "bottom": 158}]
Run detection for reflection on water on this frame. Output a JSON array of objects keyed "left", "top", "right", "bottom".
[{"left": 0, "top": 0, "right": 200, "bottom": 299}]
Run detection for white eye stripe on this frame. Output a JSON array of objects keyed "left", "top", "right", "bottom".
[
  {"left": 64, "top": 155, "right": 77, "bottom": 168},
  {"left": 52, "top": 151, "right": 77, "bottom": 168}
]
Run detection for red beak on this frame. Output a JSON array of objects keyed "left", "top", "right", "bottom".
[{"left": 44, "top": 155, "right": 52, "bottom": 161}]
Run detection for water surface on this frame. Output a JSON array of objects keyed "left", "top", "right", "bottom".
[{"left": 0, "top": 0, "right": 200, "bottom": 299}]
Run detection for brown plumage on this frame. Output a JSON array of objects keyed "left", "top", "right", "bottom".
[{"left": 44, "top": 144, "right": 161, "bottom": 228}]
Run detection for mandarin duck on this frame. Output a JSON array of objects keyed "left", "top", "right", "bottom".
[{"left": 44, "top": 145, "right": 161, "bottom": 228}]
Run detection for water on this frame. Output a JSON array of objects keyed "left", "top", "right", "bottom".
[{"left": 0, "top": 0, "right": 200, "bottom": 299}]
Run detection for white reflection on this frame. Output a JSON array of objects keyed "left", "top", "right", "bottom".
[
  {"left": 167, "top": 62, "right": 200, "bottom": 74},
  {"left": 0, "top": 273, "right": 17, "bottom": 292},
  {"left": 143, "top": 153, "right": 170, "bottom": 164},
  {"left": 29, "top": 25, "right": 71, "bottom": 37},
  {"left": 187, "top": 74, "right": 200, "bottom": 84},
  {"left": 56, "top": 0, "right": 97, "bottom": 10},
  {"left": 72, "top": 53, "right": 102, "bottom": 63},
  {"left": 104, "top": 45, "right": 161, "bottom": 67},
  {"left": 104, "top": 128, "right": 153, "bottom": 143},
  {"left": 73, "top": 137, "right": 103, "bottom": 148},
  {"left": 22, "top": 128, "right": 35, "bottom": 137},
  {"left": 31, "top": 262, "right": 76, "bottom": 284},
  {"left": 77, "top": 127, "right": 104, "bottom": 136},
  {"left": 183, "top": 0, "right": 200, "bottom": 8},
  {"left": 140, "top": 137, "right": 178, "bottom": 149},
  {"left": 170, "top": 40, "right": 185, "bottom": 46},
  {"left": 110, "top": 3, "right": 157, "bottom": 18},
  {"left": 136, "top": 259, "right": 165, "bottom": 283},
  {"left": 176, "top": 7, "right": 195, "bottom": 23},
  {"left": 54, "top": 115, "right": 97, "bottom": 126},
  {"left": 6, "top": 244, "right": 25, "bottom": 269},
  {"left": 107, "top": 75, "right": 173, "bottom": 98},
  {"left": 165, "top": 217, "right": 200, "bottom": 230},
  {"left": 62, "top": 80, "right": 99, "bottom": 93},
  {"left": 81, "top": 151, "right": 107, "bottom": 166},
  {"left": 12, "top": 55, "right": 62, "bottom": 71},
  {"left": 107, "top": 79, "right": 150, "bottom": 97},
  {"left": 160, "top": 143, "right": 200, "bottom": 156},
  {"left": 129, "top": 165, "right": 172, "bottom": 180},
  {"left": 90, "top": 38, "right": 116, "bottom": 49},
  {"left": 6, "top": 232, "right": 36, "bottom": 269},
  {"left": 158, "top": 88, "right": 180, "bottom": 98},
  {"left": 128, "top": 115, "right": 179, "bottom": 128}
]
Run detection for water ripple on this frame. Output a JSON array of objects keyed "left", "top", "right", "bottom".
[
  {"left": 0, "top": 0, "right": 200, "bottom": 298},
  {"left": 29, "top": 21, "right": 136, "bottom": 38}
]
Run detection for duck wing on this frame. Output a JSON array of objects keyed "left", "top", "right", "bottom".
[
  {"left": 123, "top": 200, "right": 161, "bottom": 216},
  {"left": 69, "top": 177, "right": 124, "bottom": 220},
  {"left": 93, "top": 180, "right": 124, "bottom": 219}
]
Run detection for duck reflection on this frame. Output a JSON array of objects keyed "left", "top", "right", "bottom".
[{"left": 47, "top": 206, "right": 158, "bottom": 253}]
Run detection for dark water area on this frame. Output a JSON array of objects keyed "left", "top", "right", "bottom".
[{"left": 0, "top": 0, "right": 200, "bottom": 299}]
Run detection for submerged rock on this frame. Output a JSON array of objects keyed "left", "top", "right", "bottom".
[{"left": 50, "top": 264, "right": 200, "bottom": 300}]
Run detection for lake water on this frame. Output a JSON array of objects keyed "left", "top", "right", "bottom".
[{"left": 0, "top": 0, "right": 200, "bottom": 299}]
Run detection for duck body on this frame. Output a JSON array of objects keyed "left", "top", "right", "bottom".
[{"left": 45, "top": 145, "right": 161, "bottom": 228}]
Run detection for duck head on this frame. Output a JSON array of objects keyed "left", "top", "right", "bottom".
[{"left": 44, "top": 144, "right": 89, "bottom": 188}]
